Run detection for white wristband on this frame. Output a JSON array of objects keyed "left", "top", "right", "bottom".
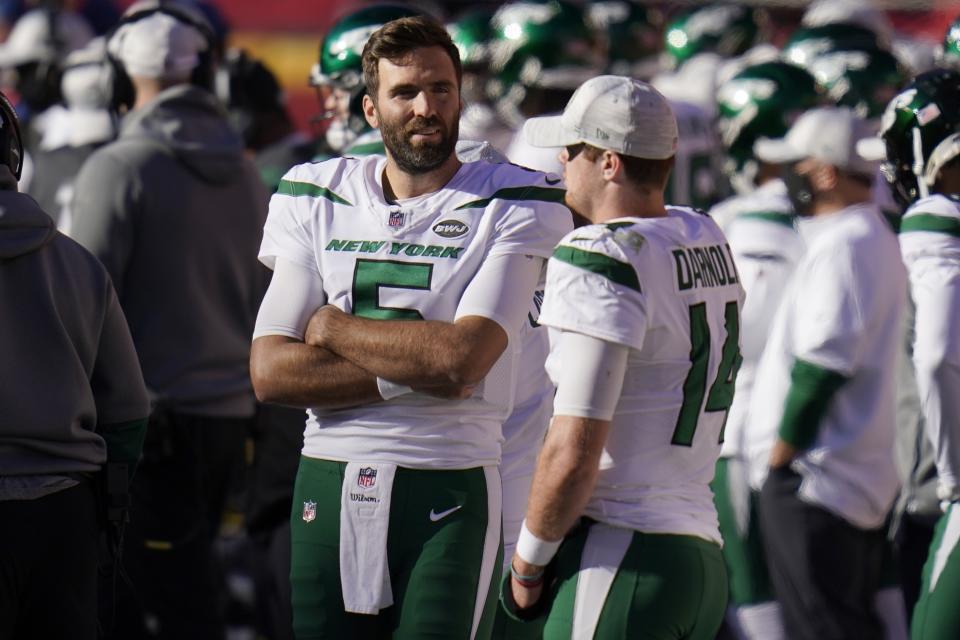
[
  {"left": 515, "top": 520, "right": 562, "bottom": 566},
  {"left": 376, "top": 377, "right": 413, "bottom": 400}
]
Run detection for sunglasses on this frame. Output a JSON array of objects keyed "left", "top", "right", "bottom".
[{"left": 565, "top": 143, "right": 586, "bottom": 160}]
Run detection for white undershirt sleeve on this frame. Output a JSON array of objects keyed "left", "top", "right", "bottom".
[
  {"left": 552, "top": 330, "right": 630, "bottom": 421},
  {"left": 252, "top": 257, "right": 327, "bottom": 341},
  {"left": 454, "top": 252, "right": 544, "bottom": 344}
]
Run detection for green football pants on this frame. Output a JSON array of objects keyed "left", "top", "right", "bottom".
[
  {"left": 712, "top": 456, "right": 776, "bottom": 605},
  {"left": 290, "top": 457, "right": 503, "bottom": 639},
  {"left": 500, "top": 519, "right": 728, "bottom": 639},
  {"left": 912, "top": 503, "right": 960, "bottom": 640}
]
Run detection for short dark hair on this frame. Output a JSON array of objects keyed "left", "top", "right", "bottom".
[
  {"left": 361, "top": 15, "right": 462, "bottom": 100},
  {"left": 581, "top": 144, "right": 674, "bottom": 190}
]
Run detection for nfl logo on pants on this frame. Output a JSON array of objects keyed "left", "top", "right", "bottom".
[{"left": 358, "top": 467, "right": 377, "bottom": 488}]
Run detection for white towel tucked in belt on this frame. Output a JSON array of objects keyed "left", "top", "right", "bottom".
[{"left": 340, "top": 462, "right": 397, "bottom": 614}]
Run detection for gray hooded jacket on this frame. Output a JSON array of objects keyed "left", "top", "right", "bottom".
[
  {"left": 0, "top": 187, "right": 148, "bottom": 491},
  {"left": 71, "top": 85, "right": 268, "bottom": 416}
]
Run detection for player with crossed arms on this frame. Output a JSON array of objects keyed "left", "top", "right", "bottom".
[{"left": 250, "top": 15, "right": 571, "bottom": 639}]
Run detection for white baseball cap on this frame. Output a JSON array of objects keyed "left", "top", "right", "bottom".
[
  {"left": 523, "top": 75, "right": 679, "bottom": 160},
  {"left": 754, "top": 107, "right": 879, "bottom": 176},
  {"left": 0, "top": 9, "right": 93, "bottom": 68},
  {"left": 107, "top": 12, "right": 207, "bottom": 81}
]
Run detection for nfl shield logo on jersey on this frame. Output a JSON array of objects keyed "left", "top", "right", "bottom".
[
  {"left": 302, "top": 500, "right": 317, "bottom": 523},
  {"left": 358, "top": 467, "right": 377, "bottom": 488},
  {"left": 388, "top": 209, "right": 406, "bottom": 228}
]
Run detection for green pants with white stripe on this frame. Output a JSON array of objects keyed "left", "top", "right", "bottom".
[
  {"left": 500, "top": 519, "right": 727, "bottom": 639},
  {"left": 712, "top": 457, "right": 776, "bottom": 605},
  {"left": 912, "top": 503, "right": 960, "bottom": 640},
  {"left": 290, "top": 457, "right": 503, "bottom": 639}
]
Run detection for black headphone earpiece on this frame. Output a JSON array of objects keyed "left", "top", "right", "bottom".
[
  {"left": 105, "top": 0, "right": 217, "bottom": 113},
  {"left": 0, "top": 90, "right": 25, "bottom": 179}
]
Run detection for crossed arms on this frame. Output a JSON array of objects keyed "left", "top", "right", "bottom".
[{"left": 250, "top": 252, "right": 541, "bottom": 409}]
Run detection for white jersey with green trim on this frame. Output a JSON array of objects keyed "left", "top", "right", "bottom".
[
  {"left": 666, "top": 100, "right": 728, "bottom": 211},
  {"left": 259, "top": 155, "right": 571, "bottom": 468},
  {"left": 709, "top": 179, "right": 805, "bottom": 459},
  {"left": 900, "top": 194, "right": 960, "bottom": 503},
  {"left": 539, "top": 207, "right": 746, "bottom": 544}
]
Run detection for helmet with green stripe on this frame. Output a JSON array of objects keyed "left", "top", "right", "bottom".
[
  {"left": 586, "top": 0, "right": 661, "bottom": 79},
  {"left": 486, "top": 0, "right": 601, "bottom": 127},
  {"left": 939, "top": 15, "right": 960, "bottom": 69},
  {"left": 806, "top": 46, "right": 906, "bottom": 119},
  {"left": 716, "top": 60, "right": 821, "bottom": 194},
  {"left": 663, "top": 4, "right": 759, "bottom": 70},
  {"left": 873, "top": 68, "right": 960, "bottom": 206},
  {"left": 781, "top": 22, "right": 881, "bottom": 68}
]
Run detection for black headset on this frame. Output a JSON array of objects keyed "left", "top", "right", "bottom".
[
  {"left": 0, "top": 90, "right": 25, "bottom": 180},
  {"left": 106, "top": 0, "right": 217, "bottom": 112}
]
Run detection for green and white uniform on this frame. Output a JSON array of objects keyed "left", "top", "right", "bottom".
[
  {"left": 526, "top": 208, "right": 745, "bottom": 638},
  {"left": 258, "top": 155, "right": 570, "bottom": 638},
  {"left": 900, "top": 195, "right": 960, "bottom": 640},
  {"left": 336, "top": 138, "right": 559, "bottom": 566}
]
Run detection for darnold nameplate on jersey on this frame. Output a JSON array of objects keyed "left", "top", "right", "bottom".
[
  {"left": 432, "top": 220, "right": 470, "bottom": 238},
  {"left": 358, "top": 467, "right": 378, "bottom": 488},
  {"left": 672, "top": 243, "right": 740, "bottom": 291}
]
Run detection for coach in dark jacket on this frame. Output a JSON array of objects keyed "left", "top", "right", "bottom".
[{"left": 70, "top": 4, "right": 268, "bottom": 638}]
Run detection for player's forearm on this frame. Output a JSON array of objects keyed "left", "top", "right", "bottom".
[
  {"left": 308, "top": 306, "right": 506, "bottom": 387},
  {"left": 523, "top": 416, "right": 609, "bottom": 542},
  {"left": 250, "top": 335, "right": 381, "bottom": 409}
]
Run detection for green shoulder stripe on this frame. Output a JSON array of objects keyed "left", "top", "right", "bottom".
[
  {"left": 346, "top": 141, "right": 386, "bottom": 156},
  {"left": 737, "top": 211, "right": 795, "bottom": 228},
  {"left": 454, "top": 185, "right": 566, "bottom": 210},
  {"left": 276, "top": 179, "right": 353, "bottom": 206},
  {"left": 553, "top": 245, "right": 641, "bottom": 293},
  {"left": 900, "top": 213, "right": 960, "bottom": 237}
]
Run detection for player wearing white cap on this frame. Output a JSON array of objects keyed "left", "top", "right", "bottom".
[
  {"left": 745, "top": 107, "right": 906, "bottom": 640},
  {"left": 500, "top": 75, "right": 742, "bottom": 639}
]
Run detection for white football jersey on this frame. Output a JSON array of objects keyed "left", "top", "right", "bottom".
[
  {"left": 259, "top": 155, "right": 572, "bottom": 469},
  {"left": 899, "top": 194, "right": 960, "bottom": 503},
  {"left": 709, "top": 179, "right": 805, "bottom": 458},
  {"left": 539, "top": 207, "right": 746, "bottom": 544},
  {"left": 667, "top": 100, "right": 728, "bottom": 211},
  {"left": 746, "top": 203, "right": 905, "bottom": 529}
]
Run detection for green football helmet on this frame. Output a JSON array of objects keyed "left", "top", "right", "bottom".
[
  {"left": 939, "top": 15, "right": 960, "bottom": 69},
  {"left": 716, "top": 60, "right": 822, "bottom": 194},
  {"left": 447, "top": 9, "right": 496, "bottom": 72},
  {"left": 806, "top": 46, "right": 905, "bottom": 119},
  {"left": 486, "top": 0, "right": 601, "bottom": 127},
  {"left": 586, "top": 0, "right": 661, "bottom": 79},
  {"left": 663, "top": 4, "right": 758, "bottom": 69},
  {"left": 311, "top": 4, "right": 420, "bottom": 92},
  {"left": 311, "top": 5, "right": 420, "bottom": 150},
  {"left": 781, "top": 22, "right": 881, "bottom": 67},
  {"left": 876, "top": 68, "right": 960, "bottom": 207}
]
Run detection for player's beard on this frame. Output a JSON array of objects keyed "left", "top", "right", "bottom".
[{"left": 380, "top": 113, "right": 459, "bottom": 175}]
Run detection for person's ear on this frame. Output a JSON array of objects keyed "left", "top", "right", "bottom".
[
  {"left": 363, "top": 94, "right": 379, "bottom": 129},
  {"left": 602, "top": 151, "right": 620, "bottom": 182}
]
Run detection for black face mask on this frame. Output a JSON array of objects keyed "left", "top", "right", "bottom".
[{"left": 782, "top": 164, "right": 816, "bottom": 217}]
